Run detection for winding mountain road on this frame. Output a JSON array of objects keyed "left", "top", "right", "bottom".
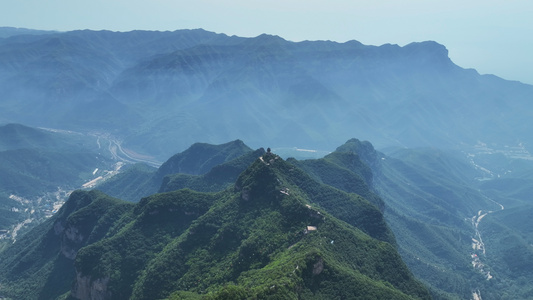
[{"left": 105, "top": 136, "right": 162, "bottom": 167}]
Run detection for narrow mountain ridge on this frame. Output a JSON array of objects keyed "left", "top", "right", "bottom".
[{"left": 0, "top": 149, "right": 430, "bottom": 300}]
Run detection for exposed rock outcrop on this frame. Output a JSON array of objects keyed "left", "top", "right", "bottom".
[{"left": 72, "top": 272, "right": 111, "bottom": 300}]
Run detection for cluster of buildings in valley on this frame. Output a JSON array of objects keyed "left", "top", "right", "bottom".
[
  {"left": 0, "top": 190, "right": 70, "bottom": 242},
  {"left": 1, "top": 162, "right": 127, "bottom": 243}
]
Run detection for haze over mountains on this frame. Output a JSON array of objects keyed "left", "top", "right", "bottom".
[
  {"left": 2, "top": 28, "right": 533, "bottom": 160},
  {"left": 0, "top": 123, "right": 116, "bottom": 234},
  {"left": 1, "top": 27, "right": 533, "bottom": 300}
]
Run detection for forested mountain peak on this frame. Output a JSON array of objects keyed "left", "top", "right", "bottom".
[
  {"left": 0, "top": 147, "right": 430, "bottom": 299},
  {"left": 156, "top": 139, "right": 253, "bottom": 177},
  {"left": 334, "top": 138, "right": 379, "bottom": 167}
]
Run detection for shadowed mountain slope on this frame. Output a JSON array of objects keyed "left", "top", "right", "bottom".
[{"left": 159, "top": 148, "right": 266, "bottom": 193}]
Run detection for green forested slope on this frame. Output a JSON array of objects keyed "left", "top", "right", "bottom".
[
  {"left": 288, "top": 150, "right": 383, "bottom": 210},
  {"left": 0, "top": 152, "right": 429, "bottom": 300},
  {"left": 93, "top": 163, "right": 158, "bottom": 202},
  {"left": 288, "top": 139, "right": 506, "bottom": 299},
  {"left": 0, "top": 190, "right": 133, "bottom": 300},
  {"left": 475, "top": 205, "right": 533, "bottom": 299}
]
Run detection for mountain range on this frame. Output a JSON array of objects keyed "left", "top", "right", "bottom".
[
  {"left": 0, "top": 141, "right": 432, "bottom": 300},
  {"left": 1, "top": 28, "right": 533, "bottom": 300},
  {"left": 2, "top": 28, "right": 533, "bottom": 160},
  {"left": 2, "top": 135, "right": 532, "bottom": 299}
]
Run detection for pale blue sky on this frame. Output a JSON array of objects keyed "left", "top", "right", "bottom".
[{"left": 2, "top": 0, "right": 533, "bottom": 84}]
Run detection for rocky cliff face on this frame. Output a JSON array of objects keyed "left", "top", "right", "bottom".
[
  {"left": 53, "top": 218, "right": 85, "bottom": 260},
  {"left": 72, "top": 272, "right": 111, "bottom": 300},
  {"left": 60, "top": 224, "right": 85, "bottom": 260},
  {"left": 0, "top": 190, "right": 133, "bottom": 300}
]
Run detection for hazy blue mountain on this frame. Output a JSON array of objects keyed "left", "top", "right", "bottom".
[
  {"left": 0, "top": 29, "right": 234, "bottom": 136},
  {"left": 0, "top": 148, "right": 109, "bottom": 197},
  {"left": 0, "top": 123, "right": 59, "bottom": 150},
  {"left": 2, "top": 29, "right": 533, "bottom": 159},
  {"left": 0, "top": 27, "right": 57, "bottom": 38},
  {"left": 0, "top": 123, "right": 98, "bottom": 152},
  {"left": 92, "top": 163, "right": 158, "bottom": 203},
  {"left": 0, "top": 124, "right": 112, "bottom": 196},
  {"left": 0, "top": 152, "right": 430, "bottom": 300}
]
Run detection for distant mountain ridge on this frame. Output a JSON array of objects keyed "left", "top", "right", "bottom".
[
  {"left": 0, "top": 123, "right": 58, "bottom": 151},
  {"left": 1, "top": 29, "right": 532, "bottom": 159},
  {"left": 0, "top": 27, "right": 57, "bottom": 38}
]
